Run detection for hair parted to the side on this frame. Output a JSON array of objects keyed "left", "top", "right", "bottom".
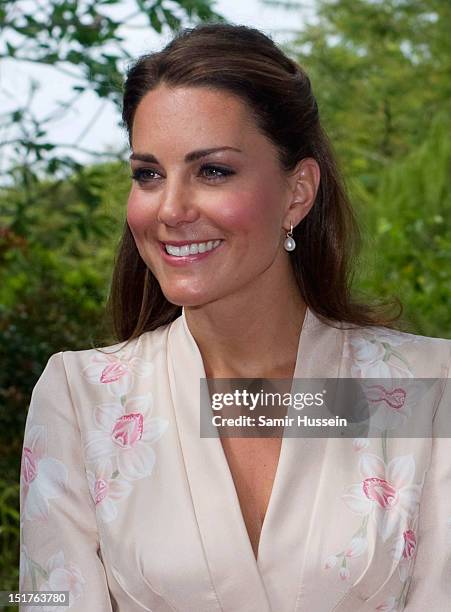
[{"left": 104, "top": 22, "right": 402, "bottom": 346}]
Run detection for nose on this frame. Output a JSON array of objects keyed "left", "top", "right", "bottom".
[{"left": 156, "top": 176, "right": 199, "bottom": 228}]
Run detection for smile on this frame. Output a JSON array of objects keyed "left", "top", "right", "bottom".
[{"left": 164, "top": 240, "right": 222, "bottom": 257}]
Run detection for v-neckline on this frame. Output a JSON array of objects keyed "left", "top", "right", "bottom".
[
  {"left": 166, "top": 305, "right": 317, "bottom": 611},
  {"left": 179, "top": 305, "right": 311, "bottom": 565}
]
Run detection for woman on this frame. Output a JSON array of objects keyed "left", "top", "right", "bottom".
[{"left": 19, "top": 23, "right": 450, "bottom": 611}]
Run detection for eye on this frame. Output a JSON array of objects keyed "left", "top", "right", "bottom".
[
  {"left": 199, "top": 164, "right": 235, "bottom": 181},
  {"left": 130, "top": 168, "right": 162, "bottom": 183},
  {"left": 130, "top": 164, "right": 235, "bottom": 185}
]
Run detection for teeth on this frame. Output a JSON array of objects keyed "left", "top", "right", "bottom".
[{"left": 165, "top": 240, "right": 221, "bottom": 257}]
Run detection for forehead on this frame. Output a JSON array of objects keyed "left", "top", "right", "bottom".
[{"left": 131, "top": 84, "right": 260, "bottom": 150}]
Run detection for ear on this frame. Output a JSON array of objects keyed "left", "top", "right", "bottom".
[{"left": 282, "top": 157, "right": 320, "bottom": 232}]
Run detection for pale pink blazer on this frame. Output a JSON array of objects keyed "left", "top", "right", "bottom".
[{"left": 19, "top": 307, "right": 451, "bottom": 611}]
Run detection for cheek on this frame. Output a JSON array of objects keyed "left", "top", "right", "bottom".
[
  {"left": 126, "top": 191, "right": 155, "bottom": 236},
  {"left": 212, "top": 185, "right": 281, "bottom": 236}
]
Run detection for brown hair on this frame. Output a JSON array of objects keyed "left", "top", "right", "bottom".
[{"left": 105, "top": 22, "right": 401, "bottom": 345}]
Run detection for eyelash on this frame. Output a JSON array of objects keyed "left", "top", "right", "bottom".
[{"left": 130, "top": 164, "right": 235, "bottom": 184}]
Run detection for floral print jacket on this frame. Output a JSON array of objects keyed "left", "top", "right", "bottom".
[{"left": 19, "top": 307, "right": 451, "bottom": 611}]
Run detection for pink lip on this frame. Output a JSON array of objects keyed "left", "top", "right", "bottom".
[{"left": 158, "top": 240, "right": 224, "bottom": 266}]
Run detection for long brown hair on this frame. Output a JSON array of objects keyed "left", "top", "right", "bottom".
[{"left": 105, "top": 23, "right": 401, "bottom": 345}]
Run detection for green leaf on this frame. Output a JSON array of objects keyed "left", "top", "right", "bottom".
[
  {"left": 148, "top": 7, "right": 163, "bottom": 33},
  {"left": 6, "top": 41, "right": 16, "bottom": 56},
  {"left": 161, "top": 8, "right": 182, "bottom": 31}
]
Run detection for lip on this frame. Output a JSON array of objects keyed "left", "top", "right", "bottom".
[{"left": 158, "top": 240, "right": 224, "bottom": 266}]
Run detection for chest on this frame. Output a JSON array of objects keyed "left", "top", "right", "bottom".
[{"left": 219, "top": 436, "right": 282, "bottom": 558}]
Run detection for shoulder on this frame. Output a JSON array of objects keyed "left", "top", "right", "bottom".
[
  {"left": 65, "top": 322, "right": 171, "bottom": 365},
  {"left": 40, "top": 322, "right": 173, "bottom": 397},
  {"left": 341, "top": 322, "right": 451, "bottom": 378}
]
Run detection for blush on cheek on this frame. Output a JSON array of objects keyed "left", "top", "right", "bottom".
[
  {"left": 216, "top": 192, "right": 278, "bottom": 231},
  {"left": 218, "top": 207, "right": 253, "bottom": 229},
  {"left": 126, "top": 197, "right": 154, "bottom": 233}
]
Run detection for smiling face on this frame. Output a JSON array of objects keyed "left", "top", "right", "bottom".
[{"left": 127, "top": 84, "right": 312, "bottom": 308}]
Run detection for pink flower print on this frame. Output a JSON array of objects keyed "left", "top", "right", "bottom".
[
  {"left": 402, "top": 529, "right": 416, "bottom": 559},
  {"left": 364, "top": 383, "right": 409, "bottom": 431},
  {"left": 82, "top": 350, "right": 153, "bottom": 397},
  {"left": 362, "top": 477, "right": 397, "bottom": 508},
  {"left": 39, "top": 551, "right": 85, "bottom": 611},
  {"left": 342, "top": 453, "right": 421, "bottom": 541},
  {"left": 392, "top": 528, "right": 417, "bottom": 582},
  {"left": 84, "top": 395, "right": 168, "bottom": 480},
  {"left": 366, "top": 385, "right": 407, "bottom": 411},
  {"left": 86, "top": 459, "right": 132, "bottom": 523},
  {"left": 112, "top": 412, "right": 143, "bottom": 447},
  {"left": 22, "top": 447, "right": 38, "bottom": 484},
  {"left": 362, "top": 380, "right": 427, "bottom": 432},
  {"left": 344, "top": 329, "right": 414, "bottom": 378},
  {"left": 20, "top": 426, "right": 68, "bottom": 522}
]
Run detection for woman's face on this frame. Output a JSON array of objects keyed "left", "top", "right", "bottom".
[{"left": 127, "top": 84, "right": 315, "bottom": 307}]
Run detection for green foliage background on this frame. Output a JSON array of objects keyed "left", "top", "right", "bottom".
[{"left": 0, "top": 0, "right": 450, "bottom": 602}]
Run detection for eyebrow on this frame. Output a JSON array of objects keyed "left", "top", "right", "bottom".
[{"left": 129, "top": 146, "right": 243, "bottom": 164}]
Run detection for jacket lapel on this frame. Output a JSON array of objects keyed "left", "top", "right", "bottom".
[
  {"left": 256, "top": 310, "right": 346, "bottom": 611},
  {"left": 167, "top": 307, "right": 348, "bottom": 611},
  {"left": 167, "top": 309, "right": 272, "bottom": 611}
]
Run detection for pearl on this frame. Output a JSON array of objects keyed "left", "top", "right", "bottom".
[{"left": 284, "top": 236, "right": 296, "bottom": 251}]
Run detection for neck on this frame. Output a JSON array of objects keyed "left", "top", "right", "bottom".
[{"left": 183, "top": 274, "right": 306, "bottom": 379}]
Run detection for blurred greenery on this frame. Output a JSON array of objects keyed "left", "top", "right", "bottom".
[
  {"left": 280, "top": 0, "right": 450, "bottom": 334},
  {"left": 0, "top": 0, "right": 224, "bottom": 603},
  {"left": 1, "top": 0, "right": 450, "bottom": 603}
]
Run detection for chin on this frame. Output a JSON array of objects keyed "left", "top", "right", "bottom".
[{"left": 160, "top": 285, "right": 214, "bottom": 308}]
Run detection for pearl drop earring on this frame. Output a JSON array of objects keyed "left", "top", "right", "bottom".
[{"left": 284, "top": 221, "right": 296, "bottom": 252}]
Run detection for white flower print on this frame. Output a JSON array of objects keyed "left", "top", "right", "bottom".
[
  {"left": 21, "top": 425, "right": 68, "bottom": 521},
  {"left": 84, "top": 394, "right": 168, "bottom": 480},
  {"left": 86, "top": 459, "right": 133, "bottom": 523},
  {"left": 39, "top": 551, "right": 84, "bottom": 611},
  {"left": 82, "top": 348, "right": 153, "bottom": 397},
  {"left": 21, "top": 550, "right": 85, "bottom": 611},
  {"left": 324, "top": 554, "right": 338, "bottom": 569},
  {"left": 324, "top": 531, "right": 369, "bottom": 580},
  {"left": 353, "top": 437, "right": 370, "bottom": 452},
  {"left": 339, "top": 566, "right": 351, "bottom": 580},
  {"left": 324, "top": 536, "right": 368, "bottom": 580},
  {"left": 342, "top": 453, "right": 421, "bottom": 541},
  {"left": 344, "top": 329, "right": 414, "bottom": 378},
  {"left": 374, "top": 546, "right": 415, "bottom": 611},
  {"left": 344, "top": 536, "right": 368, "bottom": 558}
]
